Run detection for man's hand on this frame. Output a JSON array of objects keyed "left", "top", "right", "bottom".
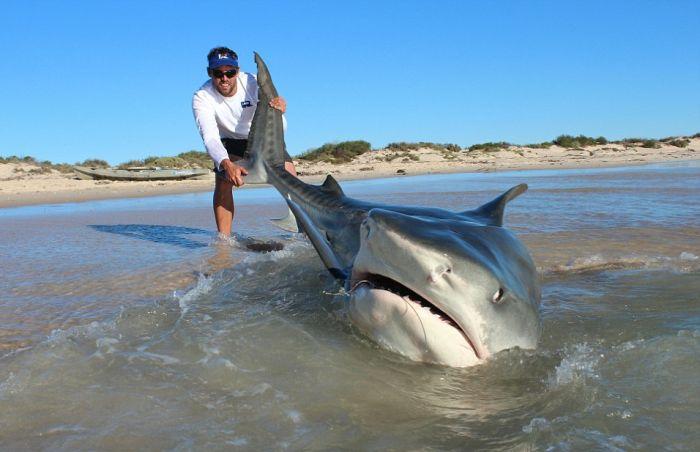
[
  {"left": 269, "top": 96, "right": 286, "bottom": 113},
  {"left": 221, "top": 159, "right": 248, "bottom": 187}
]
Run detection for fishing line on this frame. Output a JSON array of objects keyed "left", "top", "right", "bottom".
[{"left": 401, "top": 296, "right": 429, "bottom": 354}]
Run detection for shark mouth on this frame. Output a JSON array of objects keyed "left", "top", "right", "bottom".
[{"left": 350, "top": 270, "right": 481, "bottom": 360}]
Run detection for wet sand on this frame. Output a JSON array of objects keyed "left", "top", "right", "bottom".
[{"left": 1, "top": 138, "right": 697, "bottom": 208}]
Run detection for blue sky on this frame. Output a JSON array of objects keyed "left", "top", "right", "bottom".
[{"left": 1, "top": 0, "right": 698, "bottom": 165}]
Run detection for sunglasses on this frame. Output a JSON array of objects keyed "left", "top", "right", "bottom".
[{"left": 212, "top": 69, "right": 238, "bottom": 79}]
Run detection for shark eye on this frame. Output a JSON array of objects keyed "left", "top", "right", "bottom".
[{"left": 492, "top": 288, "right": 504, "bottom": 304}]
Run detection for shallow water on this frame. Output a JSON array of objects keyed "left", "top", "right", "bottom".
[{"left": 1, "top": 162, "right": 699, "bottom": 449}]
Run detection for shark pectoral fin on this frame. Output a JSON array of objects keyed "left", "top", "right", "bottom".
[
  {"left": 284, "top": 195, "right": 347, "bottom": 280},
  {"left": 271, "top": 207, "right": 300, "bottom": 233}
]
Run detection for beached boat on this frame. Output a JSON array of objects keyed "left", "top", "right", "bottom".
[{"left": 73, "top": 166, "right": 210, "bottom": 181}]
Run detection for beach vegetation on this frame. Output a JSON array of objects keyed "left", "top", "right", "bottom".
[
  {"left": 115, "top": 151, "right": 211, "bottom": 169},
  {"left": 51, "top": 163, "right": 75, "bottom": 173},
  {"left": 27, "top": 166, "right": 53, "bottom": 175},
  {"left": 382, "top": 152, "right": 420, "bottom": 163},
  {"left": 667, "top": 138, "right": 690, "bottom": 148},
  {"left": 144, "top": 156, "right": 190, "bottom": 168},
  {"left": 692, "top": 132, "right": 700, "bottom": 138},
  {"left": 77, "top": 159, "right": 110, "bottom": 168},
  {"left": 386, "top": 142, "right": 461, "bottom": 153},
  {"left": 117, "top": 159, "right": 145, "bottom": 169},
  {"left": 468, "top": 142, "right": 510, "bottom": 152},
  {"left": 553, "top": 135, "right": 607, "bottom": 148},
  {"left": 660, "top": 137, "right": 690, "bottom": 148},
  {"left": 175, "top": 150, "right": 211, "bottom": 168},
  {"left": 0, "top": 155, "right": 38, "bottom": 164},
  {"left": 523, "top": 142, "right": 553, "bottom": 149},
  {"left": 298, "top": 140, "right": 371, "bottom": 164},
  {"left": 618, "top": 138, "right": 661, "bottom": 149},
  {"left": 382, "top": 153, "right": 401, "bottom": 162}
]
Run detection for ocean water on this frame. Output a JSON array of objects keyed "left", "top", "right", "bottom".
[{"left": 0, "top": 162, "right": 698, "bottom": 449}]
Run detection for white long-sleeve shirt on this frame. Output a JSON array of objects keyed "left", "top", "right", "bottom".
[{"left": 192, "top": 71, "right": 286, "bottom": 169}]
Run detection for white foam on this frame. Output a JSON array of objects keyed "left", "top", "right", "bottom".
[
  {"left": 548, "top": 343, "right": 601, "bottom": 387},
  {"left": 522, "top": 417, "right": 550, "bottom": 433},
  {"left": 615, "top": 338, "right": 645, "bottom": 352},
  {"left": 226, "top": 438, "right": 249, "bottom": 446},
  {"left": 0, "top": 372, "right": 22, "bottom": 397},
  {"left": 286, "top": 409, "right": 303, "bottom": 424},
  {"left": 95, "top": 337, "right": 120, "bottom": 354},
  {"left": 173, "top": 272, "right": 214, "bottom": 316},
  {"left": 47, "top": 320, "right": 116, "bottom": 344},
  {"left": 545, "top": 251, "right": 700, "bottom": 275},
  {"left": 680, "top": 252, "right": 698, "bottom": 261},
  {"left": 128, "top": 351, "right": 180, "bottom": 365}
]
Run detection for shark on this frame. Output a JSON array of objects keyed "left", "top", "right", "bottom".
[{"left": 242, "top": 53, "right": 541, "bottom": 367}]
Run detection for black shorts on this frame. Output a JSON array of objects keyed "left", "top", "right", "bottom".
[{"left": 214, "top": 138, "right": 293, "bottom": 178}]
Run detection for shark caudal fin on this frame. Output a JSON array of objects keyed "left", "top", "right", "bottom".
[
  {"left": 467, "top": 184, "right": 528, "bottom": 227},
  {"left": 238, "top": 52, "right": 288, "bottom": 183}
]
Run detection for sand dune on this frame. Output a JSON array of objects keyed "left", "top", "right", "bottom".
[{"left": 1, "top": 138, "right": 697, "bottom": 208}]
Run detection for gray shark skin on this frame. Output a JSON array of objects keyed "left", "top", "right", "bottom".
[{"left": 244, "top": 53, "right": 541, "bottom": 367}]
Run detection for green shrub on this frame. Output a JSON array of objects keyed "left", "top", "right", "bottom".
[
  {"left": 53, "top": 163, "right": 75, "bottom": 173},
  {"left": 553, "top": 135, "right": 607, "bottom": 148},
  {"left": 142, "top": 156, "right": 156, "bottom": 164},
  {"left": 77, "top": 158, "right": 110, "bottom": 168},
  {"left": 146, "top": 157, "right": 190, "bottom": 168},
  {"left": 27, "top": 166, "right": 52, "bottom": 175},
  {"left": 177, "top": 150, "right": 211, "bottom": 168},
  {"left": 386, "top": 142, "right": 460, "bottom": 152},
  {"left": 468, "top": 142, "right": 510, "bottom": 152},
  {"left": 618, "top": 138, "right": 660, "bottom": 149},
  {"left": 0, "top": 155, "right": 39, "bottom": 164},
  {"left": 0, "top": 155, "right": 19, "bottom": 164},
  {"left": 666, "top": 138, "right": 690, "bottom": 148},
  {"left": 117, "top": 159, "right": 145, "bottom": 169},
  {"left": 298, "top": 140, "right": 371, "bottom": 164},
  {"left": 523, "top": 142, "right": 553, "bottom": 149}
]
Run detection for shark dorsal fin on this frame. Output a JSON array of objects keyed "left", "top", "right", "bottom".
[
  {"left": 468, "top": 184, "right": 528, "bottom": 226},
  {"left": 320, "top": 175, "right": 345, "bottom": 197}
]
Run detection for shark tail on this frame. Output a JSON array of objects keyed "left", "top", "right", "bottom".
[
  {"left": 468, "top": 184, "right": 528, "bottom": 227},
  {"left": 242, "top": 52, "right": 301, "bottom": 233},
  {"left": 239, "top": 52, "right": 287, "bottom": 184}
]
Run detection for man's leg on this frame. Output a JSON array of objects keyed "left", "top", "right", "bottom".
[{"left": 213, "top": 176, "right": 235, "bottom": 236}]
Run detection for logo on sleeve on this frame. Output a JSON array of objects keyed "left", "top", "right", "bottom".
[{"left": 241, "top": 100, "right": 252, "bottom": 108}]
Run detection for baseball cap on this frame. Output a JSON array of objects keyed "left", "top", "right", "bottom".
[{"left": 208, "top": 51, "right": 239, "bottom": 69}]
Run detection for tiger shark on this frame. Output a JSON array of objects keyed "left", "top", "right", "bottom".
[{"left": 242, "top": 53, "right": 541, "bottom": 367}]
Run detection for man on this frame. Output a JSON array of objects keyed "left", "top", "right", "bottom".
[{"left": 192, "top": 46, "right": 296, "bottom": 236}]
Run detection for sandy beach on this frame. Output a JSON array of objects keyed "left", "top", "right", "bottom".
[{"left": 1, "top": 138, "right": 697, "bottom": 208}]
